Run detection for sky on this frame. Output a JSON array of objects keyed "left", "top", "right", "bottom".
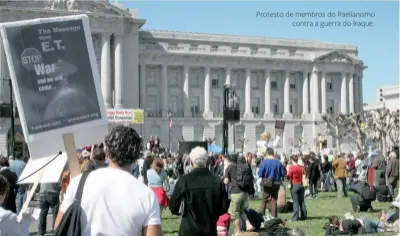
[{"left": 122, "top": 1, "right": 399, "bottom": 103}]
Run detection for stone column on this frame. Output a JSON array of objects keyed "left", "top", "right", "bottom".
[
  {"left": 161, "top": 65, "right": 169, "bottom": 115},
  {"left": 283, "top": 70, "right": 290, "bottom": 114},
  {"left": 244, "top": 68, "right": 253, "bottom": 118},
  {"left": 311, "top": 70, "right": 319, "bottom": 114},
  {"left": 140, "top": 64, "right": 146, "bottom": 110},
  {"left": 183, "top": 65, "right": 190, "bottom": 117},
  {"left": 353, "top": 73, "right": 358, "bottom": 112},
  {"left": 340, "top": 72, "right": 348, "bottom": 114},
  {"left": 302, "top": 70, "right": 309, "bottom": 115},
  {"left": 359, "top": 75, "right": 364, "bottom": 112},
  {"left": 349, "top": 72, "right": 355, "bottom": 113},
  {"left": 114, "top": 34, "right": 124, "bottom": 108},
  {"left": 100, "top": 33, "right": 112, "bottom": 108},
  {"left": 204, "top": 66, "right": 211, "bottom": 117},
  {"left": 225, "top": 67, "right": 231, "bottom": 85},
  {"left": 321, "top": 72, "right": 327, "bottom": 113},
  {"left": 264, "top": 69, "right": 271, "bottom": 118}
]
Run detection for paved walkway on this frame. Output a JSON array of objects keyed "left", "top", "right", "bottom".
[{"left": 28, "top": 200, "right": 55, "bottom": 236}]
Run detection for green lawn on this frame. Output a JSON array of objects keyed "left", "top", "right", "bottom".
[{"left": 161, "top": 191, "right": 396, "bottom": 236}]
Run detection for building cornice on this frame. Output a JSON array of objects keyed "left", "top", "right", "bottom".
[{"left": 139, "top": 29, "right": 357, "bottom": 52}]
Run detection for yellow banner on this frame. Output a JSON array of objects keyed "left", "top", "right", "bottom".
[{"left": 133, "top": 109, "right": 144, "bottom": 124}]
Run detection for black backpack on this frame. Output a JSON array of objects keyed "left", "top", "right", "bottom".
[
  {"left": 360, "top": 183, "right": 376, "bottom": 201},
  {"left": 236, "top": 163, "right": 254, "bottom": 192},
  {"left": 53, "top": 171, "right": 91, "bottom": 236}
]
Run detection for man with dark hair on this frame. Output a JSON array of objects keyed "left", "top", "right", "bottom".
[
  {"left": 87, "top": 147, "right": 107, "bottom": 171},
  {"left": 0, "top": 157, "right": 17, "bottom": 213},
  {"left": 258, "top": 147, "right": 286, "bottom": 218},
  {"left": 55, "top": 126, "right": 163, "bottom": 236}
]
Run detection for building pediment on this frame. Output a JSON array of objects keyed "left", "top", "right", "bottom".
[
  {"left": 313, "top": 49, "right": 357, "bottom": 64},
  {"left": 0, "top": 0, "right": 133, "bottom": 18}
]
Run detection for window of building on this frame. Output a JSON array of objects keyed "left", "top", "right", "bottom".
[
  {"left": 380, "top": 98, "right": 383, "bottom": 102},
  {"left": 251, "top": 97, "right": 260, "bottom": 115},
  {"left": 326, "top": 77, "right": 333, "bottom": 92},
  {"left": 193, "top": 125, "right": 204, "bottom": 141},
  {"left": 270, "top": 49, "right": 278, "bottom": 55},
  {"left": 169, "top": 43, "right": 177, "bottom": 47},
  {"left": 211, "top": 96, "right": 221, "bottom": 113},
  {"left": 169, "top": 96, "right": 179, "bottom": 113},
  {"left": 169, "top": 69, "right": 179, "bottom": 86},
  {"left": 190, "top": 70, "right": 200, "bottom": 87},
  {"left": 289, "top": 50, "right": 296, "bottom": 56},
  {"left": 290, "top": 77, "right": 296, "bottom": 89},
  {"left": 251, "top": 72, "right": 260, "bottom": 89},
  {"left": 190, "top": 96, "right": 200, "bottom": 115},
  {"left": 271, "top": 76, "right": 278, "bottom": 89},
  {"left": 191, "top": 44, "right": 198, "bottom": 48},
  {"left": 272, "top": 99, "right": 279, "bottom": 114},
  {"left": 328, "top": 99, "right": 334, "bottom": 113},
  {"left": 147, "top": 70, "right": 157, "bottom": 85},
  {"left": 290, "top": 98, "right": 297, "bottom": 114},
  {"left": 211, "top": 72, "right": 220, "bottom": 88},
  {"left": 211, "top": 45, "right": 218, "bottom": 49},
  {"left": 147, "top": 95, "right": 158, "bottom": 112}
]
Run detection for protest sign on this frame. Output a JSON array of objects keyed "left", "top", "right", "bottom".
[
  {"left": 0, "top": 15, "right": 108, "bottom": 216},
  {"left": 0, "top": 14, "right": 107, "bottom": 157},
  {"left": 275, "top": 120, "right": 286, "bottom": 130}
]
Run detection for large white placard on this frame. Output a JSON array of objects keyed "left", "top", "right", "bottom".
[{"left": 0, "top": 15, "right": 108, "bottom": 158}]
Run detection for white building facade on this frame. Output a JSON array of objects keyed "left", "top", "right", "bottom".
[
  {"left": 139, "top": 31, "right": 366, "bottom": 153},
  {"left": 0, "top": 1, "right": 366, "bottom": 155},
  {"left": 364, "top": 84, "right": 400, "bottom": 112}
]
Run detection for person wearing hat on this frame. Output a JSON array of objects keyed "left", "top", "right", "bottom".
[{"left": 169, "top": 147, "right": 229, "bottom": 236}]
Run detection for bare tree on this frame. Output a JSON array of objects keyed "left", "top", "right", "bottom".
[
  {"left": 294, "top": 137, "right": 306, "bottom": 153},
  {"left": 363, "top": 108, "right": 400, "bottom": 152},
  {"left": 315, "top": 113, "right": 364, "bottom": 152}
]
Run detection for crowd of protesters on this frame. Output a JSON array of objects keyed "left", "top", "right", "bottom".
[{"left": 0, "top": 126, "right": 398, "bottom": 235}]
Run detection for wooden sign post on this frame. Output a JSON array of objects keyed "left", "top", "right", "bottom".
[{"left": 62, "top": 133, "right": 82, "bottom": 178}]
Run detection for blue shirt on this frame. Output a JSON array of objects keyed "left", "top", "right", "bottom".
[
  {"left": 9, "top": 160, "right": 26, "bottom": 178},
  {"left": 146, "top": 169, "right": 167, "bottom": 187},
  {"left": 257, "top": 158, "right": 286, "bottom": 181}
]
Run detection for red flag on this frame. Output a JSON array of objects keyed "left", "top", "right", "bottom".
[{"left": 169, "top": 120, "right": 173, "bottom": 128}]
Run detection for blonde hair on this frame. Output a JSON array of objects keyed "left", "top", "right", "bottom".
[{"left": 261, "top": 131, "right": 271, "bottom": 141}]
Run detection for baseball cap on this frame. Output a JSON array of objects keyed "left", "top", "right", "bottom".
[{"left": 190, "top": 147, "right": 208, "bottom": 165}]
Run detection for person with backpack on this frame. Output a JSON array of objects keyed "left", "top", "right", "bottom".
[
  {"left": 223, "top": 154, "right": 255, "bottom": 235},
  {"left": 348, "top": 174, "right": 375, "bottom": 212},
  {"left": 54, "top": 126, "right": 163, "bottom": 236},
  {"left": 258, "top": 148, "right": 286, "bottom": 218}
]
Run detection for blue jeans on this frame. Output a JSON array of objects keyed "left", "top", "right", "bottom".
[
  {"left": 16, "top": 185, "right": 27, "bottom": 214},
  {"left": 362, "top": 218, "right": 384, "bottom": 233},
  {"left": 291, "top": 184, "right": 307, "bottom": 221},
  {"left": 38, "top": 193, "right": 59, "bottom": 235},
  {"left": 322, "top": 172, "right": 332, "bottom": 191}
]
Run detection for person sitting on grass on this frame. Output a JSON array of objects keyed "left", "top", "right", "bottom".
[{"left": 348, "top": 174, "right": 375, "bottom": 212}]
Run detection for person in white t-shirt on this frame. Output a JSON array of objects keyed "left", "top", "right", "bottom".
[{"left": 54, "top": 126, "right": 163, "bottom": 236}]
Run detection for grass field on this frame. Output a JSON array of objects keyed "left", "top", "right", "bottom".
[{"left": 161, "top": 191, "right": 397, "bottom": 236}]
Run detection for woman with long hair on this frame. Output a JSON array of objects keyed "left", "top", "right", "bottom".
[{"left": 147, "top": 159, "right": 170, "bottom": 215}]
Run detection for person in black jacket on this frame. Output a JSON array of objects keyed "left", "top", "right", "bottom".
[
  {"left": 307, "top": 155, "right": 321, "bottom": 199},
  {"left": 0, "top": 157, "right": 17, "bottom": 213},
  {"left": 324, "top": 215, "right": 363, "bottom": 235},
  {"left": 169, "top": 147, "right": 229, "bottom": 236},
  {"left": 348, "top": 175, "right": 374, "bottom": 212},
  {"left": 141, "top": 151, "right": 154, "bottom": 185}
]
